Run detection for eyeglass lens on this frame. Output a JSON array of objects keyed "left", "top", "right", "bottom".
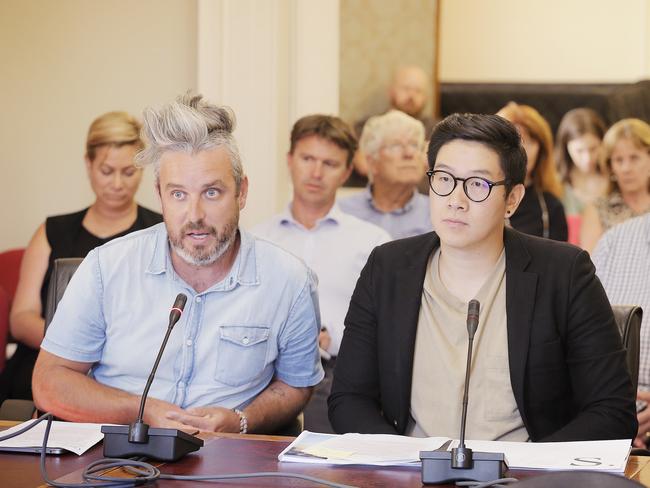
[{"left": 429, "top": 171, "right": 492, "bottom": 202}]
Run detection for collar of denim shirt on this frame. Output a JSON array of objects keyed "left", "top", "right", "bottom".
[{"left": 143, "top": 223, "right": 260, "bottom": 292}]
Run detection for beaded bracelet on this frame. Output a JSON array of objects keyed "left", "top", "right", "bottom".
[{"left": 233, "top": 408, "right": 248, "bottom": 434}]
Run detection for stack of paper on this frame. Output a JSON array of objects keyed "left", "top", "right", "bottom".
[
  {"left": 0, "top": 419, "right": 104, "bottom": 455},
  {"left": 465, "top": 439, "right": 631, "bottom": 473},
  {"left": 279, "top": 431, "right": 448, "bottom": 466},
  {"left": 279, "top": 431, "right": 631, "bottom": 473}
]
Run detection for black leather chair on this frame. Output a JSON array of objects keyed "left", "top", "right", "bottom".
[
  {"left": 44, "top": 258, "right": 83, "bottom": 332},
  {"left": 612, "top": 305, "right": 643, "bottom": 393},
  {"left": 0, "top": 258, "right": 82, "bottom": 420}
]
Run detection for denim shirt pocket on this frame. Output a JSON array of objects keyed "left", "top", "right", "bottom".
[{"left": 215, "top": 325, "right": 271, "bottom": 387}]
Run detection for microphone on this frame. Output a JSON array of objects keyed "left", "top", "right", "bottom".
[
  {"left": 101, "top": 293, "right": 203, "bottom": 461},
  {"left": 453, "top": 299, "right": 480, "bottom": 467},
  {"left": 466, "top": 299, "right": 479, "bottom": 338},
  {"left": 420, "top": 299, "right": 506, "bottom": 484},
  {"left": 168, "top": 293, "right": 187, "bottom": 327}
]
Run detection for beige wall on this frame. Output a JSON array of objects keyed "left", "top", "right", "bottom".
[
  {"left": 196, "top": 0, "right": 340, "bottom": 228},
  {"left": 4, "top": 0, "right": 650, "bottom": 251},
  {"left": 0, "top": 0, "right": 197, "bottom": 250},
  {"left": 339, "top": 0, "right": 437, "bottom": 124},
  {"left": 440, "top": 0, "right": 650, "bottom": 82},
  {"left": 0, "top": 0, "right": 341, "bottom": 250}
]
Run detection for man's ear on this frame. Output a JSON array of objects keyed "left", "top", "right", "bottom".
[
  {"left": 505, "top": 183, "right": 526, "bottom": 217},
  {"left": 238, "top": 175, "right": 249, "bottom": 210},
  {"left": 343, "top": 160, "right": 354, "bottom": 181},
  {"left": 155, "top": 180, "right": 162, "bottom": 206},
  {"left": 366, "top": 152, "right": 379, "bottom": 179}
]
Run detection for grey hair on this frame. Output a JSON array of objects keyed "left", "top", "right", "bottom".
[
  {"left": 135, "top": 93, "right": 244, "bottom": 192},
  {"left": 360, "top": 109, "right": 425, "bottom": 158}
]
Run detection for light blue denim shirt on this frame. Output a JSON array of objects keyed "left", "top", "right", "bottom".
[
  {"left": 41, "top": 223, "right": 324, "bottom": 410},
  {"left": 338, "top": 186, "right": 432, "bottom": 239}
]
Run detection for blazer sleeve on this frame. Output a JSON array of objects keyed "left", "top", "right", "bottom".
[
  {"left": 540, "top": 249, "right": 637, "bottom": 441},
  {"left": 328, "top": 248, "right": 398, "bottom": 434}
]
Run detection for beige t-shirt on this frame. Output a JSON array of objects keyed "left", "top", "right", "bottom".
[{"left": 407, "top": 249, "right": 528, "bottom": 441}]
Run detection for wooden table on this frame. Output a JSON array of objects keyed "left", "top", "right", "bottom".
[{"left": 3, "top": 423, "right": 650, "bottom": 487}]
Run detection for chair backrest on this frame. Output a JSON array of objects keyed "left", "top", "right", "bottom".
[
  {"left": 0, "top": 248, "right": 25, "bottom": 372},
  {"left": 0, "top": 286, "right": 9, "bottom": 372},
  {"left": 0, "top": 248, "right": 25, "bottom": 301},
  {"left": 44, "top": 258, "right": 83, "bottom": 331},
  {"left": 0, "top": 257, "right": 82, "bottom": 420},
  {"left": 612, "top": 305, "right": 643, "bottom": 393}
]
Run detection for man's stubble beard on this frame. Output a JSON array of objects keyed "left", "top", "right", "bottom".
[{"left": 168, "top": 213, "right": 239, "bottom": 267}]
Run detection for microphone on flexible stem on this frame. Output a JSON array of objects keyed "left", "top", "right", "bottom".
[
  {"left": 420, "top": 299, "right": 506, "bottom": 484},
  {"left": 101, "top": 293, "right": 204, "bottom": 461},
  {"left": 451, "top": 299, "right": 480, "bottom": 469}
]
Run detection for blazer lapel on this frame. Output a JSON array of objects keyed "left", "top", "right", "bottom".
[{"left": 504, "top": 229, "right": 537, "bottom": 427}]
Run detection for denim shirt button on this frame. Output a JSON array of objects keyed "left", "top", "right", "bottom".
[
  {"left": 242, "top": 337, "right": 250, "bottom": 345},
  {"left": 195, "top": 296, "right": 202, "bottom": 303}
]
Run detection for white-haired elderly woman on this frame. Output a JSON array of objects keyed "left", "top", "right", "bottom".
[{"left": 338, "top": 110, "right": 432, "bottom": 239}]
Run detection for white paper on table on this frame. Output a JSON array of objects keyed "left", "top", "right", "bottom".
[
  {"left": 279, "top": 432, "right": 632, "bottom": 473},
  {"left": 0, "top": 419, "right": 104, "bottom": 455},
  {"left": 462, "top": 439, "right": 631, "bottom": 473},
  {"left": 278, "top": 430, "right": 448, "bottom": 466}
]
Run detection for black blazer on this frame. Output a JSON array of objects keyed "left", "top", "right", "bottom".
[{"left": 329, "top": 228, "right": 637, "bottom": 441}]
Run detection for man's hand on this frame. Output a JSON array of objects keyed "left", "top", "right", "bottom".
[
  {"left": 165, "top": 406, "right": 241, "bottom": 433},
  {"left": 319, "top": 328, "right": 331, "bottom": 352},
  {"left": 633, "top": 390, "right": 650, "bottom": 448},
  {"left": 143, "top": 397, "right": 192, "bottom": 430}
]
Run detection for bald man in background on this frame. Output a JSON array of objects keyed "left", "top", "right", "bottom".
[{"left": 347, "top": 65, "right": 436, "bottom": 188}]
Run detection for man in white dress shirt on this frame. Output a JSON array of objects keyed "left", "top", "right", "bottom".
[{"left": 253, "top": 114, "right": 390, "bottom": 432}]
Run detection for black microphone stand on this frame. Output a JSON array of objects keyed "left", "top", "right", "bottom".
[
  {"left": 420, "top": 300, "right": 506, "bottom": 484},
  {"left": 101, "top": 294, "right": 203, "bottom": 461},
  {"left": 450, "top": 316, "right": 477, "bottom": 470}
]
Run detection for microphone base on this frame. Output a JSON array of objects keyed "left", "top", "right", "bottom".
[
  {"left": 420, "top": 449, "right": 506, "bottom": 484},
  {"left": 101, "top": 425, "right": 204, "bottom": 461}
]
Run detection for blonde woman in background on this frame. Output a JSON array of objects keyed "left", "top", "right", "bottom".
[
  {"left": 0, "top": 111, "right": 162, "bottom": 405},
  {"left": 581, "top": 118, "right": 650, "bottom": 253},
  {"left": 555, "top": 108, "right": 608, "bottom": 245},
  {"left": 497, "top": 102, "right": 568, "bottom": 241}
]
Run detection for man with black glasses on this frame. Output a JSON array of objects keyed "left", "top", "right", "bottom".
[{"left": 329, "top": 113, "right": 637, "bottom": 442}]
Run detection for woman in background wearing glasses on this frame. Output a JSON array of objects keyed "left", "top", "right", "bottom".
[{"left": 497, "top": 102, "right": 568, "bottom": 241}]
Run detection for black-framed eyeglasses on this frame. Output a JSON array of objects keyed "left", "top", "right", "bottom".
[{"left": 426, "top": 169, "right": 509, "bottom": 203}]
